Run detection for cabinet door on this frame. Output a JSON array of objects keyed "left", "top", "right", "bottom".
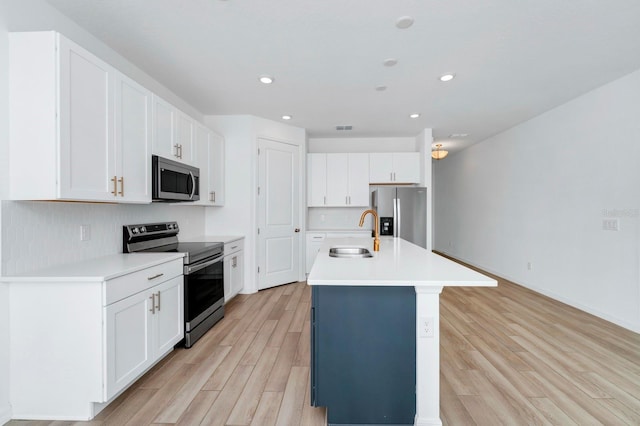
[
  {"left": 325, "top": 153, "right": 348, "bottom": 206},
  {"left": 306, "top": 233, "right": 325, "bottom": 274},
  {"left": 347, "top": 153, "right": 370, "bottom": 206},
  {"left": 194, "top": 124, "right": 212, "bottom": 205},
  {"left": 230, "top": 251, "right": 244, "bottom": 298},
  {"left": 105, "top": 289, "right": 153, "bottom": 400},
  {"left": 152, "top": 95, "right": 176, "bottom": 159},
  {"left": 58, "top": 35, "right": 115, "bottom": 201},
  {"left": 115, "top": 72, "right": 152, "bottom": 203},
  {"left": 209, "top": 131, "right": 225, "bottom": 205},
  {"left": 368, "top": 153, "right": 393, "bottom": 183},
  {"left": 223, "top": 255, "right": 232, "bottom": 302},
  {"left": 307, "top": 153, "right": 327, "bottom": 206},
  {"left": 393, "top": 152, "right": 421, "bottom": 183},
  {"left": 175, "top": 110, "right": 195, "bottom": 164},
  {"left": 153, "top": 276, "right": 184, "bottom": 356}
]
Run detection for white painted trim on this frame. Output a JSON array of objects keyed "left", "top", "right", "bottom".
[
  {"left": 438, "top": 250, "right": 640, "bottom": 333},
  {"left": 415, "top": 414, "right": 443, "bottom": 426}
]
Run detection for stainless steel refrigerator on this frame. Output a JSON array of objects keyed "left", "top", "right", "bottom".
[{"left": 372, "top": 187, "right": 427, "bottom": 249}]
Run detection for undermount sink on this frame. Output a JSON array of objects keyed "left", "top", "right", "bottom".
[{"left": 329, "top": 246, "right": 373, "bottom": 258}]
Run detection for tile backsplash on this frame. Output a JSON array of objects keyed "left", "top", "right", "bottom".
[{"left": 1, "top": 201, "right": 205, "bottom": 275}]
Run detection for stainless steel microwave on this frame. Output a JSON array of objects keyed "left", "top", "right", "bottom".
[{"left": 152, "top": 155, "right": 200, "bottom": 202}]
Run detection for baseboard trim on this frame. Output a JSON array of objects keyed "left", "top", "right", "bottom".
[{"left": 435, "top": 250, "right": 640, "bottom": 334}]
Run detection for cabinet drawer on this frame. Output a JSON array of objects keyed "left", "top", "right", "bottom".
[
  {"left": 224, "top": 239, "right": 244, "bottom": 256},
  {"left": 105, "top": 259, "right": 183, "bottom": 306}
]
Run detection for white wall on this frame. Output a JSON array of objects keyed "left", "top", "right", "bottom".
[
  {"left": 0, "top": 2, "right": 209, "bottom": 421},
  {"left": 0, "top": 2, "right": 11, "bottom": 422},
  {"left": 434, "top": 69, "right": 640, "bottom": 331},
  {"left": 308, "top": 137, "right": 416, "bottom": 153},
  {"left": 204, "top": 115, "right": 306, "bottom": 294}
]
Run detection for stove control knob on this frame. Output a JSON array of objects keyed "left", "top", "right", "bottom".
[
  {"left": 140, "top": 226, "right": 146, "bottom": 233},
  {"left": 132, "top": 227, "right": 138, "bottom": 234}
]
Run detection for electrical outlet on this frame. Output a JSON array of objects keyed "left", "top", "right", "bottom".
[
  {"left": 80, "top": 224, "right": 91, "bottom": 241},
  {"left": 419, "top": 317, "right": 434, "bottom": 338},
  {"left": 602, "top": 219, "right": 619, "bottom": 231}
]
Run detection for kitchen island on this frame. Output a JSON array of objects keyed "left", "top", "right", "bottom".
[{"left": 307, "top": 236, "right": 497, "bottom": 426}]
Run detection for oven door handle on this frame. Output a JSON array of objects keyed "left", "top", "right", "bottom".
[{"left": 186, "top": 255, "right": 224, "bottom": 274}]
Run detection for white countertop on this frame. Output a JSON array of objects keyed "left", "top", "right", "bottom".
[
  {"left": 307, "top": 237, "right": 497, "bottom": 288},
  {"left": 187, "top": 235, "right": 244, "bottom": 244},
  {"left": 0, "top": 252, "right": 185, "bottom": 282}
]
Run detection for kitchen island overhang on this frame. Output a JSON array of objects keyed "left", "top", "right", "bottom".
[{"left": 307, "top": 236, "right": 497, "bottom": 426}]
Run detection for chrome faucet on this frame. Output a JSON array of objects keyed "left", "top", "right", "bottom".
[{"left": 359, "top": 209, "right": 380, "bottom": 251}]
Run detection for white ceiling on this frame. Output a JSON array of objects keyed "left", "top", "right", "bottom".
[{"left": 46, "top": 0, "right": 640, "bottom": 152}]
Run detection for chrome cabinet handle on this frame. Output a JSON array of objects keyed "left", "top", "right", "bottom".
[
  {"left": 156, "top": 291, "right": 161, "bottom": 311},
  {"left": 390, "top": 172, "right": 393, "bottom": 181},
  {"left": 174, "top": 144, "right": 180, "bottom": 158},
  {"left": 231, "top": 245, "right": 238, "bottom": 250},
  {"left": 118, "top": 176, "right": 124, "bottom": 196},
  {"left": 232, "top": 256, "right": 237, "bottom": 268},
  {"left": 149, "top": 294, "right": 156, "bottom": 314},
  {"left": 111, "top": 176, "right": 117, "bottom": 196},
  {"left": 323, "top": 196, "right": 326, "bottom": 205},
  {"left": 213, "top": 191, "right": 216, "bottom": 203},
  {"left": 179, "top": 144, "right": 183, "bottom": 159},
  {"left": 147, "top": 273, "right": 164, "bottom": 281}
]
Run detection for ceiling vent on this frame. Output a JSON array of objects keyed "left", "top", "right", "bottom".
[{"left": 336, "top": 125, "right": 353, "bottom": 131}]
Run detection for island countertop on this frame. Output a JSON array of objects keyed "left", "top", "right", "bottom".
[{"left": 307, "top": 236, "right": 497, "bottom": 287}]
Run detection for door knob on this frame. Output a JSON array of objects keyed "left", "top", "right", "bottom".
[{"left": 294, "top": 228, "right": 300, "bottom": 232}]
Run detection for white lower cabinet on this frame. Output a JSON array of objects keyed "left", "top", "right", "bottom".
[
  {"left": 105, "top": 275, "right": 183, "bottom": 400},
  {"left": 224, "top": 238, "right": 244, "bottom": 302},
  {"left": 8, "top": 256, "right": 184, "bottom": 420}
]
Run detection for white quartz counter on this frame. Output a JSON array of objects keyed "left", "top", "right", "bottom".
[
  {"left": 0, "top": 252, "right": 185, "bottom": 282},
  {"left": 307, "top": 236, "right": 496, "bottom": 287},
  {"left": 188, "top": 235, "right": 244, "bottom": 244}
]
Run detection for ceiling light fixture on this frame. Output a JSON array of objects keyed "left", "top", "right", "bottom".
[
  {"left": 449, "top": 133, "right": 468, "bottom": 138},
  {"left": 431, "top": 143, "right": 448, "bottom": 160},
  {"left": 409, "top": 113, "right": 420, "bottom": 119},
  {"left": 395, "top": 16, "right": 414, "bottom": 29},
  {"left": 375, "top": 85, "right": 387, "bottom": 91},
  {"left": 439, "top": 73, "right": 455, "bottom": 82},
  {"left": 259, "top": 75, "right": 274, "bottom": 84},
  {"left": 383, "top": 58, "right": 398, "bottom": 67},
  {"left": 282, "top": 115, "right": 292, "bottom": 120}
]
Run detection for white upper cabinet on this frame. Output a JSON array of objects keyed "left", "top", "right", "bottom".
[
  {"left": 194, "top": 123, "right": 225, "bottom": 206},
  {"left": 369, "top": 152, "right": 421, "bottom": 184},
  {"left": 114, "top": 72, "right": 152, "bottom": 203},
  {"left": 307, "top": 153, "right": 369, "bottom": 207},
  {"left": 9, "top": 31, "right": 151, "bottom": 203},
  {"left": 152, "top": 95, "right": 195, "bottom": 165}
]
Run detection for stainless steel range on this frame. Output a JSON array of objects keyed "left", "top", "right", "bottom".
[{"left": 123, "top": 222, "right": 224, "bottom": 348}]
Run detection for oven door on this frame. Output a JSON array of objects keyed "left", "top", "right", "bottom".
[
  {"left": 152, "top": 155, "right": 200, "bottom": 202},
  {"left": 184, "top": 254, "right": 224, "bottom": 334}
]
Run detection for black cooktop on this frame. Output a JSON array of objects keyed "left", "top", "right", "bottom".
[{"left": 140, "top": 241, "right": 223, "bottom": 264}]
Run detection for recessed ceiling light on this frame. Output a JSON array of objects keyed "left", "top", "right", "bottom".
[
  {"left": 449, "top": 133, "right": 468, "bottom": 138},
  {"left": 409, "top": 113, "right": 420, "bottom": 119},
  {"left": 375, "top": 85, "right": 387, "bottom": 91},
  {"left": 395, "top": 16, "right": 414, "bottom": 29},
  {"left": 259, "top": 75, "right": 274, "bottom": 84},
  {"left": 439, "top": 73, "right": 455, "bottom": 82},
  {"left": 282, "top": 115, "right": 292, "bottom": 120},
  {"left": 383, "top": 58, "right": 398, "bottom": 67}
]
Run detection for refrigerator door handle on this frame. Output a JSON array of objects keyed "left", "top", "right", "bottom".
[
  {"left": 396, "top": 197, "right": 401, "bottom": 238},
  {"left": 393, "top": 198, "right": 398, "bottom": 238}
]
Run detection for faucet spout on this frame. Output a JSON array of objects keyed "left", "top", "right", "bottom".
[{"left": 359, "top": 209, "right": 380, "bottom": 251}]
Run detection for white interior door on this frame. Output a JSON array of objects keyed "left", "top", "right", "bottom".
[{"left": 258, "top": 138, "right": 300, "bottom": 290}]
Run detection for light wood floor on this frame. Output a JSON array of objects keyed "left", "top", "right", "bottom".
[{"left": 7, "top": 265, "right": 640, "bottom": 425}]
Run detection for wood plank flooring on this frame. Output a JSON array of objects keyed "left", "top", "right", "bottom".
[{"left": 7, "top": 262, "right": 640, "bottom": 425}]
